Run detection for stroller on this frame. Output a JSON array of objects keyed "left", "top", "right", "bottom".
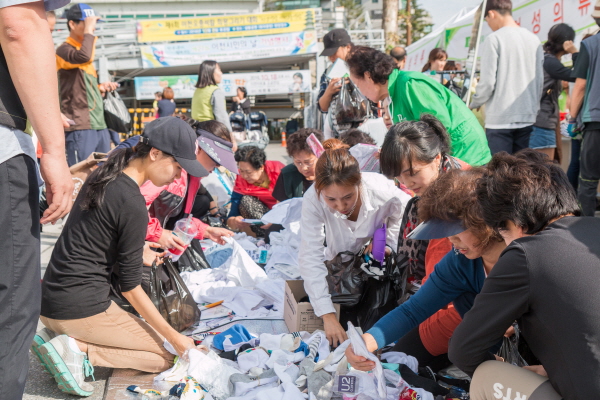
[{"left": 230, "top": 111, "right": 270, "bottom": 149}]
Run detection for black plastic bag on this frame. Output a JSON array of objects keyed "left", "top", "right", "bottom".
[
  {"left": 497, "top": 324, "right": 529, "bottom": 367},
  {"left": 103, "top": 90, "right": 131, "bottom": 133},
  {"left": 146, "top": 257, "right": 201, "bottom": 332},
  {"left": 355, "top": 253, "right": 400, "bottom": 331},
  {"left": 177, "top": 238, "right": 211, "bottom": 273},
  {"left": 334, "top": 78, "right": 368, "bottom": 125},
  {"left": 325, "top": 251, "right": 366, "bottom": 307}
]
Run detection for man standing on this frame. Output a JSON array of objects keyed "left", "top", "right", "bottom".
[
  {"left": 57, "top": 3, "right": 118, "bottom": 166},
  {"left": 0, "top": 1, "right": 73, "bottom": 399},
  {"left": 390, "top": 46, "right": 406, "bottom": 69},
  {"left": 570, "top": 3, "right": 600, "bottom": 217},
  {"left": 469, "top": 0, "right": 543, "bottom": 154}
]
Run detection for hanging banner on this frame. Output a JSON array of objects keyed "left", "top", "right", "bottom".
[
  {"left": 137, "top": 8, "right": 317, "bottom": 43},
  {"left": 134, "top": 70, "right": 312, "bottom": 100},
  {"left": 140, "top": 31, "right": 318, "bottom": 68},
  {"left": 405, "top": 0, "right": 598, "bottom": 71}
]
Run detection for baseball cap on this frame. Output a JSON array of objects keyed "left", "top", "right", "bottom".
[
  {"left": 320, "top": 29, "right": 352, "bottom": 57},
  {"left": 64, "top": 3, "right": 101, "bottom": 21},
  {"left": 592, "top": 0, "right": 600, "bottom": 18},
  {"left": 140, "top": 117, "right": 208, "bottom": 178},
  {"left": 196, "top": 129, "right": 239, "bottom": 174},
  {"left": 407, "top": 218, "right": 465, "bottom": 240}
]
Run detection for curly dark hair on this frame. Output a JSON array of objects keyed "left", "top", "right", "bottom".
[
  {"left": 286, "top": 128, "right": 324, "bottom": 158},
  {"left": 476, "top": 150, "right": 580, "bottom": 235},
  {"left": 346, "top": 46, "right": 396, "bottom": 85},
  {"left": 340, "top": 129, "right": 376, "bottom": 147},
  {"left": 419, "top": 168, "right": 503, "bottom": 250},
  {"left": 380, "top": 114, "right": 450, "bottom": 179},
  {"left": 234, "top": 145, "right": 266, "bottom": 171}
]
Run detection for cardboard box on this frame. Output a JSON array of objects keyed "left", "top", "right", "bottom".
[{"left": 284, "top": 280, "right": 340, "bottom": 333}]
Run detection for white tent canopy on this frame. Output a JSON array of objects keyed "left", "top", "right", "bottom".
[{"left": 404, "top": 0, "right": 599, "bottom": 71}]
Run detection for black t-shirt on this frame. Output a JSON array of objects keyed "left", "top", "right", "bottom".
[
  {"left": 449, "top": 216, "right": 600, "bottom": 399},
  {"left": 272, "top": 168, "right": 312, "bottom": 202},
  {"left": 41, "top": 173, "right": 148, "bottom": 320}
]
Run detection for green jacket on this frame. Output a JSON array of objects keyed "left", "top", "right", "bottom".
[{"left": 388, "top": 70, "right": 491, "bottom": 166}]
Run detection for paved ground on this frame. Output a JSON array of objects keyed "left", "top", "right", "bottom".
[{"left": 23, "top": 142, "right": 288, "bottom": 399}]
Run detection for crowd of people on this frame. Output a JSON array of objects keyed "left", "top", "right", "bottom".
[{"left": 2, "top": 0, "right": 600, "bottom": 399}]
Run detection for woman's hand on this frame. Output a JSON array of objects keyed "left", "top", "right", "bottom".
[
  {"left": 523, "top": 365, "right": 548, "bottom": 377},
  {"left": 504, "top": 325, "right": 515, "bottom": 338},
  {"left": 345, "top": 333, "right": 378, "bottom": 371},
  {"left": 143, "top": 242, "right": 165, "bottom": 266},
  {"left": 563, "top": 40, "right": 577, "bottom": 54},
  {"left": 157, "top": 229, "right": 185, "bottom": 252},
  {"left": 227, "top": 216, "right": 249, "bottom": 231},
  {"left": 325, "top": 77, "right": 343, "bottom": 97},
  {"left": 205, "top": 226, "right": 234, "bottom": 245},
  {"left": 322, "top": 313, "right": 348, "bottom": 347},
  {"left": 166, "top": 332, "right": 196, "bottom": 357}
]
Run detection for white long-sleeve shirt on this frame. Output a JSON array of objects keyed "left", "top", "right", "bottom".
[{"left": 298, "top": 172, "right": 410, "bottom": 317}]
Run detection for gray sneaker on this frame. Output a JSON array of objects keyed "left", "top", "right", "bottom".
[
  {"left": 38, "top": 335, "right": 95, "bottom": 397},
  {"left": 31, "top": 327, "right": 57, "bottom": 375}
]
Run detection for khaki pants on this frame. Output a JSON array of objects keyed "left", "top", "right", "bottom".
[
  {"left": 470, "top": 361, "right": 562, "bottom": 400},
  {"left": 40, "top": 302, "right": 174, "bottom": 373}
]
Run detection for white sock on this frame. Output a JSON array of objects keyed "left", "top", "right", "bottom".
[{"left": 68, "top": 337, "right": 86, "bottom": 355}]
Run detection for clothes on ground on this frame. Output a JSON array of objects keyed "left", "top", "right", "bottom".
[
  {"left": 470, "top": 26, "right": 544, "bottom": 128},
  {"left": 57, "top": 34, "right": 107, "bottom": 132},
  {"left": 157, "top": 99, "right": 177, "bottom": 117},
  {"left": 449, "top": 216, "right": 600, "bottom": 399},
  {"left": 367, "top": 250, "right": 485, "bottom": 350},
  {"left": 299, "top": 172, "right": 410, "bottom": 317},
  {"left": 213, "top": 325, "right": 256, "bottom": 351},
  {"left": 41, "top": 173, "right": 148, "bottom": 320},
  {"left": 272, "top": 163, "right": 312, "bottom": 202},
  {"left": 387, "top": 69, "right": 491, "bottom": 166}
]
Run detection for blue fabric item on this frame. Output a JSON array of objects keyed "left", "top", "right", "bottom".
[
  {"left": 294, "top": 341, "right": 310, "bottom": 357},
  {"left": 212, "top": 324, "right": 256, "bottom": 351},
  {"left": 205, "top": 247, "right": 233, "bottom": 269},
  {"left": 529, "top": 126, "right": 557, "bottom": 149},
  {"left": 227, "top": 191, "right": 243, "bottom": 218},
  {"left": 367, "top": 251, "right": 486, "bottom": 349}
]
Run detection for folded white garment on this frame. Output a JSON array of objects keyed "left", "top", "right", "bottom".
[
  {"left": 380, "top": 351, "right": 419, "bottom": 374},
  {"left": 237, "top": 348, "right": 270, "bottom": 373},
  {"left": 259, "top": 333, "right": 284, "bottom": 351}
]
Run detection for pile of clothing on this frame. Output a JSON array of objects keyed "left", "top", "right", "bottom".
[{"left": 155, "top": 323, "right": 446, "bottom": 400}]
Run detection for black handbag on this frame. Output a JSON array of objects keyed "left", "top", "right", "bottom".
[{"left": 325, "top": 251, "right": 367, "bottom": 307}]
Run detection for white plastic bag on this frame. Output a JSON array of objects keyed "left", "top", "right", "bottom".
[
  {"left": 221, "top": 237, "right": 267, "bottom": 287},
  {"left": 187, "top": 348, "right": 240, "bottom": 400}
]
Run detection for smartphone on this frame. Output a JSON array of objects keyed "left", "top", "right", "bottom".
[
  {"left": 67, "top": 119, "right": 76, "bottom": 126},
  {"left": 241, "top": 219, "right": 264, "bottom": 225},
  {"left": 93, "top": 152, "right": 107, "bottom": 160}
]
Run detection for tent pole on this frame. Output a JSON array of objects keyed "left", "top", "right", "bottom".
[{"left": 465, "top": 0, "right": 488, "bottom": 108}]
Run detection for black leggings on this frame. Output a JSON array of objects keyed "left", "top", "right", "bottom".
[{"left": 390, "top": 326, "right": 452, "bottom": 372}]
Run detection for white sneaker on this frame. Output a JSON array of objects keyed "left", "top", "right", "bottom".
[
  {"left": 31, "top": 327, "right": 57, "bottom": 375},
  {"left": 38, "top": 334, "right": 94, "bottom": 397}
]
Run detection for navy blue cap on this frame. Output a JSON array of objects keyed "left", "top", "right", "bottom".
[
  {"left": 407, "top": 219, "right": 466, "bottom": 240},
  {"left": 64, "top": 3, "right": 102, "bottom": 21}
]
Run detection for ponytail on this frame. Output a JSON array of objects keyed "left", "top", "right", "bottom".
[
  {"left": 80, "top": 142, "right": 153, "bottom": 210},
  {"left": 380, "top": 114, "right": 450, "bottom": 179},
  {"left": 315, "top": 139, "right": 361, "bottom": 196},
  {"left": 421, "top": 62, "right": 432, "bottom": 73}
]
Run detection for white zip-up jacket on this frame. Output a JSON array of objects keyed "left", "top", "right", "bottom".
[{"left": 298, "top": 172, "right": 410, "bottom": 317}]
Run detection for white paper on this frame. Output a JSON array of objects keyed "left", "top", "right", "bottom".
[{"left": 326, "top": 58, "right": 350, "bottom": 79}]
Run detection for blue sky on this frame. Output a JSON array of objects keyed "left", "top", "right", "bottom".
[{"left": 419, "top": 0, "right": 481, "bottom": 28}]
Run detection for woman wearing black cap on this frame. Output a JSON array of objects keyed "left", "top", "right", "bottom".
[{"left": 30, "top": 118, "right": 207, "bottom": 397}]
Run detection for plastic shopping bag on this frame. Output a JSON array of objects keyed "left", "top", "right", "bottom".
[
  {"left": 325, "top": 251, "right": 366, "bottom": 307},
  {"left": 103, "top": 90, "right": 131, "bottom": 133},
  {"left": 177, "top": 238, "right": 212, "bottom": 273},
  {"left": 334, "top": 78, "right": 369, "bottom": 125},
  {"left": 220, "top": 236, "right": 267, "bottom": 287},
  {"left": 497, "top": 324, "right": 529, "bottom": 367},
  {"left": 147, "top": 257, "right": 201, "bottom": 332},
  {"left": 347, "top": 321, "right": 387, "bottom": 400}
]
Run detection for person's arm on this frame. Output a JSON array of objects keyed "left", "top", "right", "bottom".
[
  {"left": 0, "top": 2, "right": 73, "bottom": 224},
  {"left": 469, "top": 37, "right": 498, "bottom": 109},
  {"left": 543, "top": 56, "right": 578, "bottom": 82},
  {"left": 211, "top": 89, "right": 233, "bottom": 131},
  {"left": 385, "top": 188, "right": 410, "bottom": 251},
  {"left": 570, "top": 78, "right": 587, "bottom": 119},
  {"left": 449, "top": 245, "right": 530, "bottom": 376},
  {"left": 318, "top": 77, "right": 342, "bottom": 112},
  {"left": 366, "top": 251, "right": 470, "bottom": 350}
]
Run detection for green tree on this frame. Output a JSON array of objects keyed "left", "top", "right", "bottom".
[
  {"left": 338, "top": 0, "right": 364, "bottom": 26},
  {"left": 398, "top": 0, "right": 433, "bottom": 45}
]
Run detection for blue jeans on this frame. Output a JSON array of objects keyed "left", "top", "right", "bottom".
[
  {"left": 485, "top": 126, "right": 533, "bottom": 155},
  {"left": 65, "top": 128, "right": 111, "bottom": 166}
]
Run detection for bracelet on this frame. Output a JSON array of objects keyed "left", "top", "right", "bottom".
[{"left": 209, "top": 206, "right": 218, "bottom": 211}]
